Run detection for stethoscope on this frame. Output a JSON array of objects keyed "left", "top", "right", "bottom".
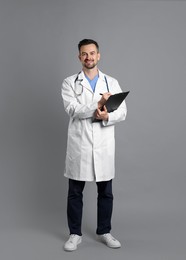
[{"left": 74, "top": 72, "right": 110, "bottom": 96}]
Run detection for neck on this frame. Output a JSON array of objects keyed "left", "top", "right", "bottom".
[{"left": 83, "top": 67, "right": 98, "bottom": 80}]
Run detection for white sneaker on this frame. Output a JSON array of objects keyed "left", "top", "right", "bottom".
[
  {"left": 64, "top": 234, "right": 82, "bottom": 251},
  {"left": 99, "top": 233, "right": 121, "bottom": 248}
]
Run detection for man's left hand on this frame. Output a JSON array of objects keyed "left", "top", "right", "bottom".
[{"left": 94, "top": 105, "right": 109, "bottom": 121}]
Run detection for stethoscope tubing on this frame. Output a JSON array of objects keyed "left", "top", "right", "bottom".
[{"left": 74, "top": 72, "right": 109, "bottom": 96}]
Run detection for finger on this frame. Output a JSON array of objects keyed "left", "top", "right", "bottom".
[
  {"left": 103, "top": 105, "right": 107, "bottom": 112},
  {"left": 97, "top": 108, "right": 101, "bottom": 115},
  {"left": 96, "top": 113, "right": 100, "bottom": 119},
  {"left": 95, "top": 111, "right": 99, "bottom": 118}
]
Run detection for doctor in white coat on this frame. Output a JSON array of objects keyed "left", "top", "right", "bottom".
[{"left": 62, "top": 39, "right": 127, "bottom": 251}]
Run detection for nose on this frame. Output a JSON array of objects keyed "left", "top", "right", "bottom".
[{"left": 86, "top": 54, "right": 91, "bottom": 60}]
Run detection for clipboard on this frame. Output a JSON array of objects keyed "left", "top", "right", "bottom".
[
  {"left": 93, "top": 91, "right": 130, "bottom": 122},
  {"left": 105, "top": 91, "right": 130, "bottom": 112}
]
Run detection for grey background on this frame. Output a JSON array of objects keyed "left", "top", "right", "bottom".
[{"left": 0, "top": 0, "right": 186, "bottom": 259}]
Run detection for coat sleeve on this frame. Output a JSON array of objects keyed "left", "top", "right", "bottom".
[
  {"left": 102, "top": 79, "right": 127, "bottom": 126},
  {"left": 61, "top": 78, "right": 98, "bottom": 119}
]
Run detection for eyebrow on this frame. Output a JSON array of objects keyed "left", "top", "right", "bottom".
[{"left": 81, "top": 51, "right": 96, "bottom": 55}]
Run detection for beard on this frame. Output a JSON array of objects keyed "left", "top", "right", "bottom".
[{"left": 83, "top": 60, "right": 98, "bottom": 70}]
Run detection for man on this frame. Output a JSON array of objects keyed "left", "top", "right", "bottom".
[{"left": 61, "top": 39, "right": 127, "bottom": 251}]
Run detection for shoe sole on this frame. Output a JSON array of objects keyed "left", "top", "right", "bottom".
[{"left": 106, "top": 243, "right": 121, "bottom": 249}]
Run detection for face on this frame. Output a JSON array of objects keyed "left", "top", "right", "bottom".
[{"left": 78, "top": 44, "right": 100, "bottom": 70}]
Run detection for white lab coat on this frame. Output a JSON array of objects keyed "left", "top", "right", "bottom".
[{"left": 61, "top": 70, "right": 127, "bottom": 182}]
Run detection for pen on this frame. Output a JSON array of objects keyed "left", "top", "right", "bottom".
[{"left": 99, "top": 93, "right": 103, "bottom": 95}]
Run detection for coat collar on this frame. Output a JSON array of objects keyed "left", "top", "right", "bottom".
[
  {"left": 75, "top": 70, "right": 107, "bottom": 94},
  {"left": 76, "top": 70, "right": 106, "bottom": 82}
]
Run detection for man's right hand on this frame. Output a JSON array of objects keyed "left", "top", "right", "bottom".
[{"left": 98, "top": 92, "right": 112, "bottom": 109}]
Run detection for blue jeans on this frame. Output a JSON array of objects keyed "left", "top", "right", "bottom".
[{"left": 67, "top": 179, "right": 113, "bottom": 236}]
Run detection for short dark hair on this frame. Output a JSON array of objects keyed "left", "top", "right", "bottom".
[{"left": 78, "top": 39, "right": 99, "bottom": 52}]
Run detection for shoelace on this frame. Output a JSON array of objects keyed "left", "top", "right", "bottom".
[
  {"left": 68, "top": 235, "right": 76, "bottom": 243},
  {"left": 103, "top": 234, "right": 116, "bottom": 241}
]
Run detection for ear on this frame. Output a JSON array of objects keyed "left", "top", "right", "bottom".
[{"left": 98, "top": 52, "right": 101, "bottom": 61}]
